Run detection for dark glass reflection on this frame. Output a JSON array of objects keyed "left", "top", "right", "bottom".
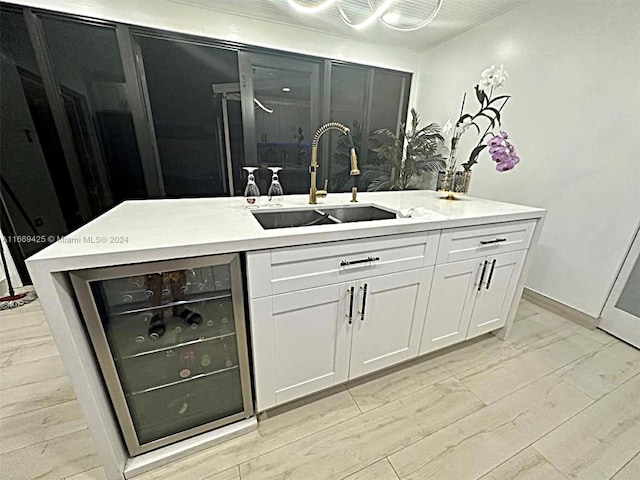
[
  {"left": 251, "top": 63, "right": 319, "bottom": 195},
  {"left": 137, "top": 37, "right": 243, "bottom": 197},
  {"left": 329, "top": 64, "right": 368, "bottom": 192},
  {"left": 370, "top": 70, "right": 407, "bottom": 133},
  {"left": 40, "top": 16, "right": 148, "bottom": 210},
  {"left": 328, "top": 65, "right": 411, "bottom": 193},
  {"left": 364, "top": 70, "right": 410, "bottom": 191},
  {"left": 0, "top": 10, "right": 70, "bottom": 274}
]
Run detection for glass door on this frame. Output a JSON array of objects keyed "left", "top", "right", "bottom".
[
  {"left": 132, "top": 34, "right": 243, "bottom": 198},
  {"left": 599, "top": 225, "right": 640, "bottom": 347},
  {"left": 71, "top": 253, "right": 253, "bottom": 456},
  {"left": 239, "top": 52, "right": 322, "bottom": 194}
]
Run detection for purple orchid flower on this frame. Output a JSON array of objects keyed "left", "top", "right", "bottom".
[
  {"left": 487, "top": 136, "right": 503, "bottom": 147},
  {"left": 487, "top": 132, "right": 520, "bottom": 172}
]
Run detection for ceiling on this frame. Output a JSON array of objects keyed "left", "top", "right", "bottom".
[{"left": 172, "top": 0, "right": 530, "bottom": 52}]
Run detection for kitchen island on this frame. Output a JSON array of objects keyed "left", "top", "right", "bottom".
[{"left": 26, "top": 190, "right": 546, "bottom": 480}]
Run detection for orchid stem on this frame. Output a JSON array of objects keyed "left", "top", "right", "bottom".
[
  {"left": 457, "top": 93, "right": 466, "bottom": 123},
  {"left": 475, "top": 97, "right": 510, "bottom": 147}
]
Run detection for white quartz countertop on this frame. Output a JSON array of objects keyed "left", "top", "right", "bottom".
[{"left": 26, "top": 190, "right": 545, "bottom": 273}]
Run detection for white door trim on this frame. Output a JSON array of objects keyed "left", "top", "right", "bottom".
[{"left": 599, "top": 223, "right": 640, "bottom": 348}]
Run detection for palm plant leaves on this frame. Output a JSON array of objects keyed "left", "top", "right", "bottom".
[
  {"left": 331, "top": 120, "right": 378, "bottom": 191},
  {"left": 330, "top": 110, "right": 446, "bottom": 192},
  {"left": 368, "top": 109, "right": 445, "bottom": 191}
]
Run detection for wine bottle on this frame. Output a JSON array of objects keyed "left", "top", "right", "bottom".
[{"left": 148, "top": 314, "right": 166, "bottom": 340}]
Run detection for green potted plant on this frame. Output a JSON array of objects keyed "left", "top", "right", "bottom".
[{"left": 364, "top": 109, "right": 446, "bottom": 191}]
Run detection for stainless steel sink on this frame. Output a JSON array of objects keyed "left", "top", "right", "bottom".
[
  {"left": 252, "top": 205, "right": 396, "bottom": 230},
  {"left": 320, "top": 206, "right": 396, "bottom": 223}
]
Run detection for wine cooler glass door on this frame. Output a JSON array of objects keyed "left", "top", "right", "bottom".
[{"left": 71, "top": 254, "right": 253, "bottom": 456}]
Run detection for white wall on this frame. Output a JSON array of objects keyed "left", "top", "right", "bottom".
[{"left": 414, "top": 0, "right": 640, "bottom": 317}]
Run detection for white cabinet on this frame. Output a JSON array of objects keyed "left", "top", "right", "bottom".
[
  {"left": 349, "top": 268, "right": 433, "bottom": 379},
  {"left": 418, "top": 259, "right": 479, "bottom": 354},
  {"left": 436, "top": 219, "right": 536, "bottom": 264},
  {"left": 247, "top": 221, "right": 537, "bottom": 411},
  {"left": 420, "top": 250, "right": 527, "bottom": 355},
  {"left": 467, "top": 250, "right": 527, "bottom": 338},
  {"left": 249, "top": 268, "right": 433, "bottom": 411},
  {"left": 249, "top": 284, "right": 351, "bottom": 411},
  {"left": 246, "top": 231, "right": 438, "bottom": 297}
]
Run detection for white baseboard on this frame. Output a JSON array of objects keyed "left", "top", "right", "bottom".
[{"left": 522, "top": 288, "right": 599, "bottom": 329}]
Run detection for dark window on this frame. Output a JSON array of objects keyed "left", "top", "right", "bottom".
[
  {"left": 40, "top": 15, "right": 148, "bottom": 211},
  {"left": 370, "top": 70, "right": 408, "bottom": 134},
  {"left": 136, "top": 36, "right": 243, "bottom": 197},
  {"left": 240, "top": 53, "right": 322, "bottom": 195},
  {"left": 329, "top": 64, "right": 369, "bottom": 192},
  {"left": 0, "top": 9, "right": 69, "bottom": 281},
  {"left": 0, "top": 5, "right": 412, "bottom": 280},
  {"left": 328, "top": 64, "right": 411, "bottom": 192}
]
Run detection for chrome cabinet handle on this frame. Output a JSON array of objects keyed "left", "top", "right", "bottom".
[
  {"left": 340, "top": 256, "right": 380, "bottom": 267},
  {"left": 359, "top": 283, "right": 368, "bottom": 321},
  {"left": 480, "top": 238, "right": 507, "bottom": 245},
  {"left": 477, "top": 260, "right": 488, "bottom": 291},
  {"left": 347, "top": 286, "right": 355, "bottom": 325},
  {"left": 486, "top": 259, "right": 497, "bottom": 289}
]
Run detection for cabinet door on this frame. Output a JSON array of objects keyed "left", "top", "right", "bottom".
[
  {"left": 249, "top": 283, "right": 352, "bottom": 410},
  {"left": 420, "top": 259, "right": 482, "bottom": 355},
  {"left": 467, "top": 250, "right": 527, "bottom": 339},
  {"left": 349, "top": 268, "right": 432, "bottom": 379}
]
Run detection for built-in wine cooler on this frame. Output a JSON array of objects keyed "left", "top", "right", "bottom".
[{"left": 70, "top": 254, "right": 253, "bottom": 456}]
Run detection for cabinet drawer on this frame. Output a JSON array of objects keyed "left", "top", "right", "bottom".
[
  {"left": 436, "top": 219, "right": 536, "bottom": 264},
  {"left": 247, "top": 231, "right": 439, "bottom": 297}
]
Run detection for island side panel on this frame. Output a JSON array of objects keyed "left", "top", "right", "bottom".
[
  {"left": 493, "top": 212, "right": 547, "bottom": 341},
  {"left": 28, "top": 265, "right": 128, "bottom": 480}
]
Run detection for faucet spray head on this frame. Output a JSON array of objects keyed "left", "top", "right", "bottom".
[{"left": 346, "top": 129, "right": 360, "bottom": 176}]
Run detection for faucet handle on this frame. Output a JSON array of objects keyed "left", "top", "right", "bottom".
[{"left": 317, "top": 178, "right": 328, "bottom": 198}]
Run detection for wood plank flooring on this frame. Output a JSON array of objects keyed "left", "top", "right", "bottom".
[{"left": 0, "top": 295, "right": 638, "bottom": 480}]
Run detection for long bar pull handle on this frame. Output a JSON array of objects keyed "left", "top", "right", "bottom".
[
  {"left": 478, "top": 260, "right": 488, "bottom": 291},
  {"left": 347, "top": 286, "right": 355, "bottom": 325},
  {"left": 360, "top": 283, "right": 368, "bottom": 321},
  {"left": 485, "top": 259, "right": 497, "bottom": 289},
  {"left": 340, "top": 256, "right": 380, "bottom": 267},
  {"left": 480, "top": 238, "right": 507, "bottom": 245}
]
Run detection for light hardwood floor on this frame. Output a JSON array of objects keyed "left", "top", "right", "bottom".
[{"left": 0, "top": 295, "right": 639, "bottom": 480}]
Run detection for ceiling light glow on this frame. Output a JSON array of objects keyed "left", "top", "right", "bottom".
[
  {"left": 282, "top": 87, "right": 291, "bottom": 92},
  {"left": 376, "top": 0, "right": 443, "bottom": 32},
  {"left": 382, "top": 11, "right": 400, "bottom": 24},
  {"left": 338, "top": 0, "right": 397, "bottom": 30},
  {"left": 287, "top": 0, "right": 444, "bottom": 32}
]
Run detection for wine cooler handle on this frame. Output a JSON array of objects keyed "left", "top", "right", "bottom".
[
  {"left": 360, "top": 283, "right": 368, "bottom": 321},
  {"left": 477, "top": 260, "right": 488, "bottom": 291},
  {"left": 347, "top": 286, "right": 355, "bottom": 325},
  {"left": 486, "top": 259, "right": 497, "bottom": 290}
]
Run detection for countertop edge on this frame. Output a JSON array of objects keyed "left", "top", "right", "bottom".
[{"left": 26, "top": 208, "right": 546, "bottom": 275}]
